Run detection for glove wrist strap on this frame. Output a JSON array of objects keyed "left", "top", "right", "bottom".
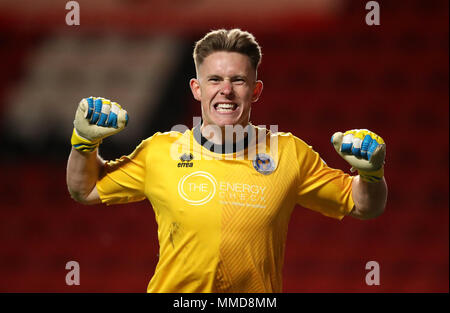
[
  {"left": 71, "top": 128, "right": 100, "bottom": 152},
  {"left": 357, "top": 167, "right": 384, "bottom": 183}
]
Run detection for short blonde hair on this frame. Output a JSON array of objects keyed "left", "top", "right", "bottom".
[{"left": 193, "top": 28, "right": 262, "bottom": 71}]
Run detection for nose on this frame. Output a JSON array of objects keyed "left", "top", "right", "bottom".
[{"left": 220, "top": 80, "right": 234, "bottom": 97}]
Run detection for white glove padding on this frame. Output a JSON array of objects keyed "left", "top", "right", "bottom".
[{"left": 72, "top": 97, "right": 128, "bottom": 152}]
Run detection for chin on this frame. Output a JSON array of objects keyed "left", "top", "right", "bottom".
[{"left": 214, "top": 119, "right": 240, "bottom": 128}]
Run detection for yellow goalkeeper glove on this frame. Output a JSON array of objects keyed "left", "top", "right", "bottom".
[
  {"left": 71, "top": 97, "right": 128, "bottom": 152},
  {"left": 331, "top": 129, "right": 386, "bottom": 183}
]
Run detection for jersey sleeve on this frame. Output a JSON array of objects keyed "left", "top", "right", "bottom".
[
  {"left": 294, "top": 136, "right": 354, "bottom": 220},
  {"left": 96, "top": 138, "right": 151, "bottom": 205}
]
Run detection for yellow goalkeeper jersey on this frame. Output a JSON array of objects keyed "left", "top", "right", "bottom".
[{"left": 96, "top": 125, "right": 354, "bottom": 293}]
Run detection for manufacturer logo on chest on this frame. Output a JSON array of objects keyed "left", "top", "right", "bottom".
[{"left": 178, "top": 153, "right": 194, "bottom": 168}]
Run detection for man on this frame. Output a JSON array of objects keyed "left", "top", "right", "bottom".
[{"left": 66, "top": 29, "right": 387, "bottom": 292}]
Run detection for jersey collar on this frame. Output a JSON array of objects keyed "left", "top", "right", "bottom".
[{"left": 192, "top": 122, "right": 255, "bottom": 154}]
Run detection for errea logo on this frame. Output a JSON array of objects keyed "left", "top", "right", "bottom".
[{"left": 178, "top": 153, "right": 194, "bottom": 168}]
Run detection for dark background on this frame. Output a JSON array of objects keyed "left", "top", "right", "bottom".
[{"left": 0, "top": 0, "right": 448, "bottom": 292}]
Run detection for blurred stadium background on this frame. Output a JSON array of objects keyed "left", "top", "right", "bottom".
[{"left": 0, "top": 0, "right": 448, "bottom": 292}]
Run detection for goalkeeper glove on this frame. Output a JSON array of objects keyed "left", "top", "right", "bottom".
[
  {"left": 331, "top": 129, "right": 386, "bottom": 183},
  {"left": 71, "top": 97, "right": 128, "bottom": 152}
]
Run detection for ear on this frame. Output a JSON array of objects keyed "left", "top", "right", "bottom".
[
  {"left": 251, "top": 80, "right": 263, "bottom": 102},
  {"left": 190, "top": 78, "right": 201, "bottom": 101}
]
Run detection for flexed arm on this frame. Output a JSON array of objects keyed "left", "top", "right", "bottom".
[
  {"left": 331, "top": 129, "right": 388, "bottom": 220},
  {"left": 66, "top": 97, "right": 128, "bottom": 204}
]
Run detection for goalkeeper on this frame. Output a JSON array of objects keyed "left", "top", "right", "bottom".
[{"left": 66, "top": 29, "right": 387, "bottom": 292}]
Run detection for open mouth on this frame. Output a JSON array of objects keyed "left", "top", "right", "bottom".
[{"left": 213, "top": 103, "right": 238, "bottom": 113}]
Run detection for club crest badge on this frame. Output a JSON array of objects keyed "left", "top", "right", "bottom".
[{"left": 252, "top": 153, "right": 276, "bottom": 175}]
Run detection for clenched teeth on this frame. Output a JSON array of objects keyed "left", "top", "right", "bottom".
[{"left": 214, "top": 103, "right": 237, "bottom": 111}]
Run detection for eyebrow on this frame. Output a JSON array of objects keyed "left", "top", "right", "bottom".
[{"left": 206, "top": 75, "right": 248, "bottom": 80}]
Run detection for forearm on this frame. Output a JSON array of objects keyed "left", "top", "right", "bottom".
[
  {"left": 351, "top": 175, "right": 388, "bottom": 220},
  {"left": 66, "top": 147, "right": 105, "bottom": 203}
]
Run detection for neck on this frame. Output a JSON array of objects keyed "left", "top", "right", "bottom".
[{"left": 200, "top": 123, "right": 251, "bottom": 145}]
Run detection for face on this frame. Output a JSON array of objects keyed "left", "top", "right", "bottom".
[{"left": 190, "top": 51, "right": 263, "bottom": 130}]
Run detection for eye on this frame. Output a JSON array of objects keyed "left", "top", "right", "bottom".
[{"left": 208, "top": 77, "right": 220, "bottom": 82}]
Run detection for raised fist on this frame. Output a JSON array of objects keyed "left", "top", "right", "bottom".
[{"left": 71, "top": 97, "right": 128, "bottom": 152}]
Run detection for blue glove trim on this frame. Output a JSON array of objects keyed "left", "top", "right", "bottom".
[
  {"left": 341, "top": 143, "right": 352, "bottom": 153},
  {"left": 360, "top": 134, "right": 372, "bottom": 159},
  {"left": 90, "top": 98, "right": 103, "bottom": 124},
  {"left": 86, "top": 97, "right": 94, "bottom": 119},
  {"left": 351, "top": 145, "right": 361, "bottom": 157},
  {"left": 97, "top": 112, "right": 108, "bottom": 126},
  {"left": 106, "top": 112, "right": 118, "bottom": 128},
  {"left": 367, "top": 140, "right": 379, "bottom": 160}
]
